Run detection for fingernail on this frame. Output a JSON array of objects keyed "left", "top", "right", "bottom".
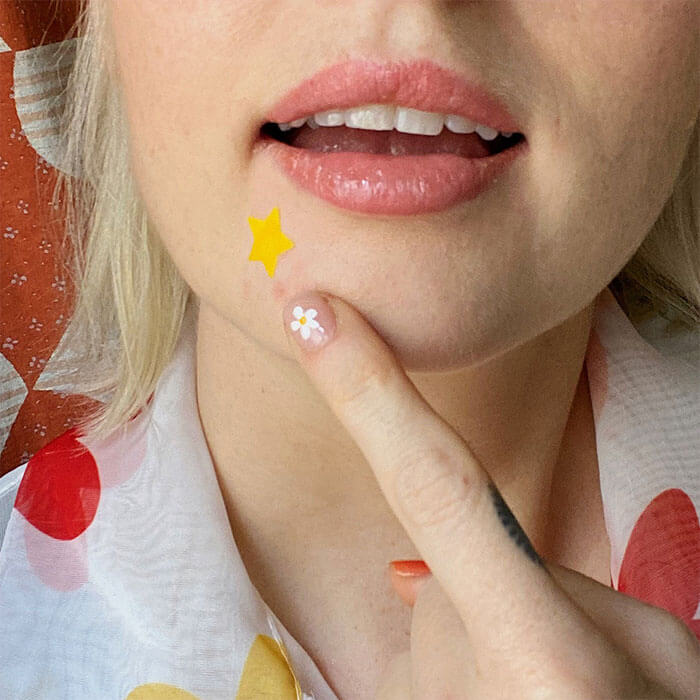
[
  {"left": 389, "top": 559, "right": 431, "bottom": 577},
  {"left": 283, "top": 291, "right": 337, "bottom": 351}
]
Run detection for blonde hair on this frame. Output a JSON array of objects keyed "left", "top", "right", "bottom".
[{"left": 49, "top": 0, "right": 699, "bottom": 445}]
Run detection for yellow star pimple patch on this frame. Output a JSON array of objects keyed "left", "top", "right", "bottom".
[{"left": 247, "top": 206, "right": 295, "bottom": 278}]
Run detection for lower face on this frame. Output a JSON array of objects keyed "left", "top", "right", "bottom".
[{"left": 107, "top": 1, "right": 698, "bottom": 370}]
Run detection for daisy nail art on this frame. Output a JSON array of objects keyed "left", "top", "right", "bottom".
[
  {"left": 291, "top": 306, "right": 323, "bottom": 340},
  {"left": 283, "top": 292, "right": 336, "bottom": 351}
]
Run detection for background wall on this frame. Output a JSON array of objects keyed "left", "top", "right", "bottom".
[{"left": 0, "top": 0, "right": 101, "bottom": 478}]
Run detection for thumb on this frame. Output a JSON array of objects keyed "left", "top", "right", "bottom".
[{"left": 389, "top": 559, "right": 432, "bottom": 607}]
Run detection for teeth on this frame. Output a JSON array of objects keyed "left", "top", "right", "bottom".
[
  {"left": 444, "top": 114, "right": 478, "bottom": 134},
  {"left": 474, "top": 123, "right": 499, "bottom": 141},
  {"left": 345, "top": 104, "right": 396, "bottom": 130},
  {"left": 276, "top": 104, "right": 512, "bottom": 141},
  {"left": 314, "top": 109, "right": 345, "bottom": 126},
  {"left": 394, "top": 106, "right": 444, "bottom": 135}
]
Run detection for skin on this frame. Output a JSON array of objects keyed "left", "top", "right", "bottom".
[
  {"left": 284, "top": 293, "right": 700, "bottom": 697},
  {"left": 106, "top": 1, "right": 699, "bottom": 697}
]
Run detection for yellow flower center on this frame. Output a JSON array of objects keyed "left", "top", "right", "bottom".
[{"left": 300, "top": 316, "right": 306, "bottom": 324}]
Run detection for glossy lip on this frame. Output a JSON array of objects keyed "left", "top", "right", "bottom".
[
  {"left": 257, "top": 136, "right": 528, "bottom": 216},
  {"left": 255, "top": 58, "right": 527, "bottom": 216},
  {"left": 262, "top": 58, "right": 524, "bottom": 133}
]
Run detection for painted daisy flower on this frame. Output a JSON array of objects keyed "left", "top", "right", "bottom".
[{"left": 290, "top": 305, "right": 324, "bottom": 340}]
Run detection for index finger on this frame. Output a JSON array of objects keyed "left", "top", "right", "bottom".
[{"left": 282, "top": 290, "right": 594, "bottom": 652}]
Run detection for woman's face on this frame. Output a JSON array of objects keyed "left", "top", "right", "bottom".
[{"left": 106, "top": 1, "right": 698, "bottom": 370}]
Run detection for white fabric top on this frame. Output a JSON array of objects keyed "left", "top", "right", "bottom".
[{"left": 0, "top": 287, "right": 698, "bottom": 699}]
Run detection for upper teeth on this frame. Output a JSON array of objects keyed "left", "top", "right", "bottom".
[{"left": 277, "top": 104, "right": 513, "bottom": 140}]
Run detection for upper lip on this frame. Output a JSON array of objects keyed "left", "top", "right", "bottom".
[{"left": 262, "top": 58, "right": 524, "bottom": 134}]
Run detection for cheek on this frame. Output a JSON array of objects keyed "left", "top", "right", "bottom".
[
  {"left": 518, "top": 0, "right": 698, "bottom": 151},
  {"left": 550, "top": 1, "right": 697, "bottom": 135},
  {"left": 519, "top": 1, "right": 698, "bottom": 284},
  {"left": 108, "top": 0, "right": 272, "bottom": 161},
  {"left": 270, "top": 257, "right": 313, "bottom": 304},
  {"left": 107, "top": 5, "right": 267, "bottom": 279},
  {"left": 272, "top": 265, "right": 297, "bottom": 304}
]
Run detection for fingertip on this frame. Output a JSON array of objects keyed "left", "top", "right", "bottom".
[
  {"left": 282, "top": 290, "right": 337, "bottom": 353},
  {"left": 388, "top": 560, "right": 432, "bottom": 607}
]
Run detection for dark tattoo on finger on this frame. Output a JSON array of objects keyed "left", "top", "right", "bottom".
[{"left": 487, "top": 481, "right": 545, "bottom": 568}]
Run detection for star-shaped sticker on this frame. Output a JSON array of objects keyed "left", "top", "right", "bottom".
[{"left": 247, "top": 206, "right": 295, "bottom": 278}]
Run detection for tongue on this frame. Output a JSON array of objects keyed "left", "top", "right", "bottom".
[{"left": 289, "top": 124, "right": 492, "bottom": 158}]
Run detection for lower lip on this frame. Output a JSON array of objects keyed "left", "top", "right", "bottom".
[{"left": 255, "top": 135, "right": 527, "bottom": 216}]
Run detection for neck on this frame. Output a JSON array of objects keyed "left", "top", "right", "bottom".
[{"left": 195, "top": 297, "right": 596, "bottom": 568}]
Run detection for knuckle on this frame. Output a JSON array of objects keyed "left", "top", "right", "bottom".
[
  {"left": 333, "top": 349, "right": 395, "bottom": 408},
  {"left": 393, "top": 445, "right": 473, "bottom": 530}
]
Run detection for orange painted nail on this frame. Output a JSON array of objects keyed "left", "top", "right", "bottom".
[{"left": 389, "top": 559, "right": 431, "bottom": 576}]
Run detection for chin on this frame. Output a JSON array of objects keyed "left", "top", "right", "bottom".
[{"left": 369, "top": 314, "right": 516, "bottom": 373}]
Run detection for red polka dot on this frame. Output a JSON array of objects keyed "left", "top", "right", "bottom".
[
  {"left": 618, "top": 489, "right": 700, "bottom": 638},
  {"left": 15, "top": 428, "right": 101, "bottom": 540}
]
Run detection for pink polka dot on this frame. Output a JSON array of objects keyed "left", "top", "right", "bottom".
[
  {"left": 23, "top": 518, "right": 88, "bottom": 591},
  {"left": 83, "top": 410, "right": 149, "bottom": 489},
  {"left": 15, "top": 428, "right": 100, "bottom": 540}
]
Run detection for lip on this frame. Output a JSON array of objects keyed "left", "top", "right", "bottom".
[
  {"left": 256, "top": 138, "right": 527, "bottom": 216},
  {"left": 262, "top": 58, "right": 524, "bottom": 133},
  {"left": 256, "top": 58, "right": 527, "bottom": 216}
]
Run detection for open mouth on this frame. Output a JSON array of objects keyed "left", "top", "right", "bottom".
[
  {"left": 258, "top": 64, "right": 528, "bottom": 215},
  {"left": 256, "top": 104, "right": 528, "bottom": 215},
  {"left": 260, "top": 110, "right": 525, "bottom": 159}
]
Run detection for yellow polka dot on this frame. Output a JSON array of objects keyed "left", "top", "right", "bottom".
[
  {"left": 236, "top": 634, "right": 302, "bottom": 699},
  {"left": 125, "top": 683, "right": 201, "bottom": 699}
]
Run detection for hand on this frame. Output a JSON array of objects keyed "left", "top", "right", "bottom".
[{"left": 282, "top": 292, "right": 700, "bottom": 699}]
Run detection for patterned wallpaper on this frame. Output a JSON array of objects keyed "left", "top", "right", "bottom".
[{"left": 0, "top": 1, "right": 101, "bottom": 478}]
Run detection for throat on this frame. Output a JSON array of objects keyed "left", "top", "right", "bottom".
[{"left": 541, "top": 365, "right": 611, "bottom": 586}]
